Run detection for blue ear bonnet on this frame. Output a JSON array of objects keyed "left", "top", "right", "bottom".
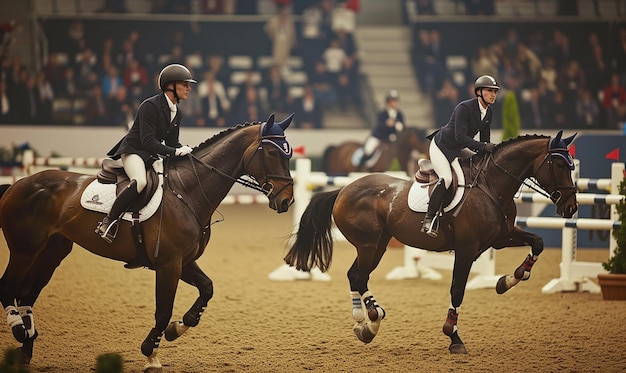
[
  {"left": 262, "top": 122, "right": 293, "bottom": 159},
  {"left": 549, "top": 136, "right": 575, "bottom": 170}
]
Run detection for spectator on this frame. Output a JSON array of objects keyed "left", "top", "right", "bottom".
[
  {"left": 472, "top": 46, "right": 498, "bottom": 79},
  {"left": 13, "top": 70, "right": 38, "bottom": 124},
  {"left": 42, "top": 53, "right": 66, "bottom": 94},
  {"left": 586, "top": 43, "right": 609, "bottom": 96},
  {"left": 230, "top": 85, "right": 266, "bottom": 124},
  {"left": 123, "top": 57, "right": 149, "bottom": 107},
  {"left": 332, "top": 0, "right": 356, "bottom": 35},
  {"left": 106, "top": 85, "right": 133, "bottom": 128},
  {"left": 433, "top": 78, "right": 459, "bottom": 126},
  {"left": 57, "top": 66, "right": 77, "bottom": 100},
  {"left": 101, "top": 64, "right": 123, "bottom": 99},
  {"left": 601, "top": 73, "right": 626, "bottom": 129},
  {"left": 74, "top": 48, "right": 98, "bottom": 96},
  {"left": 83, "top": 84, "right": 109, "bottom": 126},
  {"left": 264, "top": 3, "right": 297, "bottom": 73},
  {"left": 197, "top": 70, "right": 230, "bottom": 127},
  {"left": 557, "top": 59, "right": 586, "bottom": 109},
  {"left": 309, "top": 59, "right": 337, "bottom": 107},
  {"left": 0, "top": 79, "right": 12, "bottom": 123},
  {"left": 262, "top": 65, "right": 289, "bottom": 114},
  {"left": 576, "top": 88, "right": 600, "bottom": 128},
  {"left": 539, "top": 56, "right": 558, "bottom": 92},
  {"left": 200, "top": 0, "right": 226, "bottom": 14},
  {"left": 36, "top": 71, "right": 54, "bottom": 123},
  {"left": 546, "top": 90, "right": 572, "bottom": 129},
  {"left": 300, "top": 0, "right": 333, "bottom": 76},
  {"left": 291, "top": 84, "right": 323, "bottom": 128},
  {"left": 205, "top": 54, "right": 229, "bottom": 87}
]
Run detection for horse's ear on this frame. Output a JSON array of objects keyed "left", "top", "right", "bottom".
[
  {"left": 554, "top": 130, "right": 563, "bottom": 143},
  {"left": 277, "top": 113, "right": 295, "bottom": 130},
  {"left": 563, "top": 132, "right": 577, "bottom": 146},
  {"left": 261, "top": 113, "right": 276, "bottom": 136}
]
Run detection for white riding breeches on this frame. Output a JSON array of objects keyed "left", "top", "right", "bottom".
[
  {"left": 363, "top": 136, "right": 381, "bottom": 156},
  {"left": 121, "top": 153, "right": 147, "bottom": 193},
  {"left": 429, "top": 140, "right": 453, "bottom": 189}
]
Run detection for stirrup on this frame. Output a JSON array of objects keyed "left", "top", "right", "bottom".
[
  {"left": 96, "top": 218, "right": 119, "bottom": 244},
  {"left": 421, "top": 215, "right": 438, "bottom": 237}
]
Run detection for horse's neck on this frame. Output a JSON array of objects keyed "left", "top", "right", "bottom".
[{"left": 482, "top": 139, "right": 546, "bottom": 200}]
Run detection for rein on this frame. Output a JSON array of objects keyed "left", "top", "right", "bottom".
[{"left": 488, "top": 147, "right": 576, "bottom": 206}]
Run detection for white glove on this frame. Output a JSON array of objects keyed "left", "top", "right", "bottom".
[{"left": 175, "top": 145, "right": 193, "bottom": 156}]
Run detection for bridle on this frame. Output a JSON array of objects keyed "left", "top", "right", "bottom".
[{"left": 489, "top": 145, "right": 577, "bottom": 210}]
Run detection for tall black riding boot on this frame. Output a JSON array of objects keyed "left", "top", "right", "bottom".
[
  {"left": 357, "top": 150, "right": 371, "bottom": 170},
  {"left": 421, "top": 179, "right": 446, "bottom": 237},
  {"left": 96, "top": 180, "right": 139, "bottom": 243}
]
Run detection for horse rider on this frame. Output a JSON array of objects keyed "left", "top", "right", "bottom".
[
  {"left": 95, "top": 63, "right": 197, "bottom": 243},
  {"left": 358, "top": 89, "right": 405, "bottom": 169},
  {"left": 421, "top": 75, "right": 500, "bottom": 237}
]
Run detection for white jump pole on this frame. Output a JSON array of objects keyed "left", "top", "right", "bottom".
[{"left": 541, "top": 161, "right": 624, "bottom": 294}]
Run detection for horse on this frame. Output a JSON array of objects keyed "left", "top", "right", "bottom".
[
  {"left": 284, "top": 131, "right": 578, "bottom": 354},
  {"left": 321, "top": 127, "right": 429, "bottom": 175},
  {"left": 0, "top": 114, "right": 295, "bottom": 372}
]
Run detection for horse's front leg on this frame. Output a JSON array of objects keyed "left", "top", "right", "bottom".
[
  {"left": 494, "top": 227, "right": 543, "bottom": 294},
  {"left": 141, "top": 261, "right": 182, "bottom": 373},
  {"left": 347, "top": 260, "right": 386, "bottom": 344},
  {"left": 443, "top": 250, "right": 474, "bottom": 354},
  {"left": 164, "top": 261, "right": 213, "bottom": 341}
]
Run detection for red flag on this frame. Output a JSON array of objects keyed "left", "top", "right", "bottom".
[
  {"left": 605, "top": 148, "right": 620, "bottom": 161},
  {"left": 293, "top": 145, "right": 306, "bottom": 156},
  {"left": 568, "top": 144, "right": 576, "bottom": 158}
]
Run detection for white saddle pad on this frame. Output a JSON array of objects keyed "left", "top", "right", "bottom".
[
  {"left": 408, "top": 158, "right": 465, "bottom": 213},
  {"left": 80, "top": 159, "right": 164, "bottom": 222}
]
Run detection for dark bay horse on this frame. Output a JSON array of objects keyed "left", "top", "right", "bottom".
[
  {"left": 285, "top": 132, "right": 578, "bottom": 354},
  {"left": 0, "top": 114, "right": 295, "bottom": 372},
  {"left": 322, "top": 127, "right": 429, "bottom": 175}
]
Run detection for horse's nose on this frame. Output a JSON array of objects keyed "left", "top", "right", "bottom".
[{"left": 278, "top": 198, "right": 292, "bottom": 213}]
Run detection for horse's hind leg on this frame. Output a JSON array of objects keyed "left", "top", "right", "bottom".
[
  {"left": 348, "top": 234, "right": 389, "bottom": 344},
  {"left": 495, "top": 227, "right": 543, "bottom": 294},
  {"left": 164, "top": 260, "right": 213, "bottom": 341},
  {"left": 1, "top": 234, "right": 72, "bottom": 364}
]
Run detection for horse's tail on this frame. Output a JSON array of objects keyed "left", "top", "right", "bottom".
[
  {"left": 284, "top": 189, "right": 340, "bottom": 272},
  {"left": 321, "top": 145, "right": 336, "bottom": 173},
  {"left": 0, "top": 184, "right": 10, "bottom": 228}
]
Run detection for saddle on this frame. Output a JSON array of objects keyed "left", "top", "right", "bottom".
[
  {"left": 96, "top": 159, "right": 161, "bottom": 269},
  {"left": 97, "top": 158, "right": 159, "bottom": 211},
  {"left": 414, "top": 158, "right": 459, "bottom": 207}
]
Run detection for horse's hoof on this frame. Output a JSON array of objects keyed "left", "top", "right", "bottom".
[
  {"left": 496, "top": 275, "right": 510, "bottom": 294},
  {"left": 353, "top": 322, "right": 376, "bottom": 344},
  {"left": 449, "top": 343, "right": 468, "bottom": 354},
  {"left": 144, "top": 367, "right": 162, "bottom": 373},
  {"left": 164, "top": 321, "right": 179, "bottom": 341}
]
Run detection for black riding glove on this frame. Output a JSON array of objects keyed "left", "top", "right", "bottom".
[{"left": 483, "top": 143, "right": 496, "bottom": 153}]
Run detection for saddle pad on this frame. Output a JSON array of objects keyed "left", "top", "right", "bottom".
[
  {"left": 80, "top": 162, "right": 164, "bottom": 223},
  {"left": 408, "top": 158, "right": 465, "bottom": 213}
]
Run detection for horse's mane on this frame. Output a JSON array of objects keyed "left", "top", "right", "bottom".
[
  {"left": 195, "top": 121, "right": 262, "bottom": 152},
  {"left": 495, "top": 134, "right": 550, "bottom": 150}
]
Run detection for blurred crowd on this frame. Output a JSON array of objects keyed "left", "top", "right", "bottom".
[
  {"left": 1, "top": 0, "right": 624, "bottom": 132},
  {"left": 415, "top": 25, "right": 626, "bottom": 130},
  {"left": 0, "top": 0, "right": 362, "bottom": 129}
]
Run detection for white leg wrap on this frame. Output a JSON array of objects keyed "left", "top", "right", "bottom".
[
  {"left": 18, "top": 305, "right": 35, "bottom": 337},
  {"left": 5, "top": 305, "right": 23, "bottom": 329},
  {"left": 350, "top": 291, "right": 365, "bottom": 322}
]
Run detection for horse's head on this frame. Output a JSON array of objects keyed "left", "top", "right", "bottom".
[
  {"left": 244, "top": 113, "right": 294, "bottom": 213},
  {"left": 533, "top": 130, "right": 578, "bottom": 218}
]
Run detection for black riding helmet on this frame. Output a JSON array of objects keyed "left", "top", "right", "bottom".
[
  {"left": 158, "top": 64, "right": 197, "bottom": 102},
  {"left": 473, "top": 75, "right": 500, "bottom": 96}
]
